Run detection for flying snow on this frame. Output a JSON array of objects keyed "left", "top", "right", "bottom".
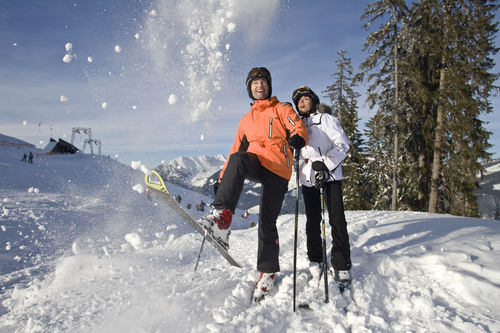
[
  {"left": 87, "top": 56, "right": 93, "bottom": 63},
  {"left": 60, "top": 95, "right": 68, "bottom": 102},
  {"left": 62, "top": 54, "right": 73, "bottom": 63},
  {"left": 65, "top": 42, "right": 73, "bottom": 52},
  {"left": 101, "top": 102, "right": 107, "bottom": 109},
  {"left": 168, "top": 94, "right": 178, "bottom": 105},
  {"left": 226, "top": 22, "right": 236, "bottom": 32},
  {"left": 114, "top": 45, "right": 121, "bottom": 53}
]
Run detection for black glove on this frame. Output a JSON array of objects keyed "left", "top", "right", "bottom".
[
  {"left": 312, "top": 160, "right": 328, "bottom": 172},
  {"left": 314, "top": 171, "right": 327, "bottom": 190},
  {"left": 288, "top": 134, "right": 305, "bottom": 149},
  {"left": 213, "top": 181, "right": 220, "bottom": 195},
  {"left": 312, "top": 161, "right": 329, "bottom": 189}
]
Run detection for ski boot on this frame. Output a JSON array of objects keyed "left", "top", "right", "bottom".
[
  {"left": 253, "top": 272, "right": 275, "bottom": 303},
  {"left": 334, "top": 270, "right": 351, "bottom": 293},
  {"left": 199, "top": 208, "right": 232, "bottom": 249}
]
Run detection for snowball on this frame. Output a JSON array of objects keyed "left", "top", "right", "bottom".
[
  {"left": 114, "top": 45, "right": 121, "bottom": 53},
  {"left": 125, "top": 233, "right": 144, "bottom": 250},
  {"left": 62, "top": 54, "right": 73, "bottom": 63},
  {"left": 149, "top": 10, "right": 157, "bottom": 17},
  {"left": 132, "top": 105, "right": 137, "bottom": 110},
  {"left": 22, "top": 120, "right": 28, "bottom": 125},
  {"left": 226, "top": 22, "right": 236, "bottom": 33},
  {"left": 87, "top": 56, "right": 93, "bottom": 63},
  {"left": 132, "top": 184, "right": 145, "bottom": 194},
  {"left": 200, "top": 134, "right": 204, "bottom": 141},
  {"left": 65, "top": 42, "right": 73, "bottom": 52},
  {"left": 101, "top": 102, "right": 107, "bottom": 109},
  {"left": 225, "top": 43, "right": 230, "bottom": 51},
  {"left": 60, "top": 95, "right": 68, "bottom": 102},
  {"left": 134, "top": 33, "right": 140, "bottom": 39},
  {"left": 1, "top": 225, "right": 6, "bottom": 232},
  {"left": 140, "top": 165, "right": 150, "bottom": 175},
  {"left": 130, "top": 160, "right": 142, "bottom": 169},
  {"left": 168, "top": 94, "right": 178, "bottom": 105},
  {"left": 71, "top": 241, "right": 80, "bottom": 254}
]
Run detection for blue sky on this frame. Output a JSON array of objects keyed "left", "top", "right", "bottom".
[{"left": 1, "top": 0, "right": 499, "bottom": 168}]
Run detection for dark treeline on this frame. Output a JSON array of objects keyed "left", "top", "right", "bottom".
[{"left": 324, "top": 0, "right": 498, "bottom": 217}]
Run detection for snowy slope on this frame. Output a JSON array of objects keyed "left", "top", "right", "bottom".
[{"left": 1, "top": 139, "right": 500, "bottom": 332}]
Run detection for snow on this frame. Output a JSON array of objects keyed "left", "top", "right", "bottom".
[
  {"left": 62, "top": 54, "right": 72, "bottom": 63},
  {"left": 168, "top": 94, "right": 178, "bottom": 105},
  {"left": 1, "top": 137, "right": 500, "bottom": 332}
]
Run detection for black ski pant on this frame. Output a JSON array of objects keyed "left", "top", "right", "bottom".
[
  {"left": 302, "top": 181, "right": 352, "bottom": 271},
  {"left": 213, "top": 152, "right": 288, "bottom": 273}
]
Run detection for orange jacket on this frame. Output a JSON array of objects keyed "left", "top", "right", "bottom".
[{"left": 219, "top": 96, "right": 308, "bottom": 181}]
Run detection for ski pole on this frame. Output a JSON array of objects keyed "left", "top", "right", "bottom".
[
  {"left": 194, "top": 235, "right": 206, "bottom": 271},
  {"left": 293, "top": 148, "right": 300, "bottom": 312},
  {"left": 318, "top": 172, "right": 329, "bottom": 303}
]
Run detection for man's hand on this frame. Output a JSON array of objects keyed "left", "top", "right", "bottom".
[{"left": 288, "top": 134, "right": 305, "bottom": 149}]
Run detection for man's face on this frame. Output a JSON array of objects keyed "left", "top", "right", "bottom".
[
  {"left": 251, "top": 78, "right": 269, "bottom": 100},
  {"left": 298, "top": 95, "right": 313, "bottom": 114}
]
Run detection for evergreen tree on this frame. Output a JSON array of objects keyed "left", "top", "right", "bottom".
[
  {"left": 360, "top": 0, "right": 498, "bottom": 217},
  {"left": 324, "top": 51, "right": 368, "bottom": 210},
  {"left": 417, "top": 0, "right": 498, "bottom": 216},
  {"left": 359, "top": 0, "right": 409, "bottom": 211}
]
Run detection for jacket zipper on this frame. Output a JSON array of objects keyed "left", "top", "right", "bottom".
[
  {"left": 269, "top": 118, "right": 273, "bottom": 138},
  {"left": 283, "top": 144, "right": 290, "bottom": 168}
]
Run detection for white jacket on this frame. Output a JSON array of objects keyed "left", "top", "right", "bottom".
[{"left": 299, "top": 112, "right": 350, "bottom": 187}]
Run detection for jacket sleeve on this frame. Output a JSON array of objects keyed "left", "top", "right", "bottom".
[
  {"left": 277, "top": 103, "right": 308, "bottom": 145},
  {"left": 321, "top": 115, "right": 350, "bottom": 172},
  {"left": 218, "top": 120, "right": 245, "bottom": 181}
]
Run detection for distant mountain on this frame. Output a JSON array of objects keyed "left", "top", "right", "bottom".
[
  {"left": 155, "top": 155, "right": 227, "bottom": 197},
  {"left": 155, "top": 154, "right": 499, "bottom": 219}
]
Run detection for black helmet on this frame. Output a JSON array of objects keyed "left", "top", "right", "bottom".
[
  {"left": 246, "top": 67, "right": 272, "bottom": 100},
  {"left": 292, "top": 86, "right": 320, "bottom": 112}
]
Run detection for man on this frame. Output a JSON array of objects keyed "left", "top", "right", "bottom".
[
  {"left": 292, "top": 86, "right": 352, "bottom": 290},
  {"left": 201, "top": 67, "right": 308, "bottom": 301}
]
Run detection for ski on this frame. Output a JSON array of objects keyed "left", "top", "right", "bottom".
[{"left": 145, "top": 170, "right": 242, "bottom": 268}]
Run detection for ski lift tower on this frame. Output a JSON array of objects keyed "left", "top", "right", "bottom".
[
  {"left": 71, "top": 127, "right": 93, "bottom": 153},
  {"left": 83, "top": 138, "right": 102, "bottom": 155}
]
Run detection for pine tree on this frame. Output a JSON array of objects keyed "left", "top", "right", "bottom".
[
  {"left": 360, "top": 0, "right": 498, "bottom": 217},
  {"left": 324, "top": 51, "right": 368, "bottom": 210},
  {"left": 359, "top": 0, "right": 409, "bottom": 211},
  {"left": 418, "top": 0, "right": 498, "bottom": 216}
]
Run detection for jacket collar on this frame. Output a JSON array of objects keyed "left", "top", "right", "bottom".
[{"left": 250, "top": 96, "right": 278, "bottom": 110}]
